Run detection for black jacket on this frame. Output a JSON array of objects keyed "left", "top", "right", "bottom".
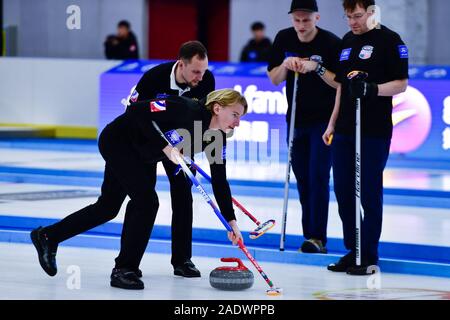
[
  {"left": 104, "top": 95, "right": 236, "bottom": 221},
  {"left": 104, "top": 32, "right": 139, "bottom": 60},
  {"left": 132, "top": 61, "right": 215, "bottom": 101},
  {"left": 240, "top": 38, "right": 272, "bottom": 62}
]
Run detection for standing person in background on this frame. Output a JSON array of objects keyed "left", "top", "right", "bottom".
[
  {"left": 104, "top": 20, "right": 139, "bottom": 60},
  {"left": 267, "top": 0, "right": 342, "bottom": 254},
  {"left": 240, "top": 22, "right": 272, "bottom": 63},
  {"left": 325, "top": 0, "right": 408, "bottom": 275}
]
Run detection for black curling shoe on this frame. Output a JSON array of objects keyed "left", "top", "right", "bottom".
[
  {"left": 110, "top": 268, "right": 145, "bottom": 290},
  {"left": 174, "top": 260, "right": 201, "bottom": 278},
  {"left": 346, "top": 264, "right": 379, "bottom": 276},
  {"left": 133, "top": 268, "right": 143, "bottom": 278},
  {"left": 300, "top": 239, "right": 328, "bottom": 254},
  {"left": 327, "top": 252, "right": 355, "bottom": 272},
  {"left": 30, "top": 227, "right": 58, "bottom": 277}
]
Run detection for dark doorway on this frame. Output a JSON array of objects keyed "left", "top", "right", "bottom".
[{"left": 148, "top": 0, "right": 229, "bottom": 61}]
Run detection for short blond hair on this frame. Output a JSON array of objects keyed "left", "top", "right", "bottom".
[{"left": 205, "top": 89, "right": 248, "bottom": 115}]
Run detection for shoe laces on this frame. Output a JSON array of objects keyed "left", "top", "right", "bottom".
[
  {"left": 184, "top": 260, "right": 195, "bottom": 267},
  {"left": 113, "top": 268, "right": 138, "bottom": 278},
  {"left": 41, "top": 231, "right": 58, "bottom": 256},
  {"left": 310, "top": 239, "right": 324, "bottom": 247}
]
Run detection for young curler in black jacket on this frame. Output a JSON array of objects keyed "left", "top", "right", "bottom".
[{"left": 104, "top": 95, "right": 236, "bottom": 222}]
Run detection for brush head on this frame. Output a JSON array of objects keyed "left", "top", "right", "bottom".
[
  {"left": 266, "top": 287, "right": 283, "bottom": 296},
  {"left": 249, "top": 219, "right": 276, "bottom": 239}
]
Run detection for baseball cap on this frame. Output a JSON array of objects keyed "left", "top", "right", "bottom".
[{"left": 288, "top": 0, "right": 319, "bottom": 14}]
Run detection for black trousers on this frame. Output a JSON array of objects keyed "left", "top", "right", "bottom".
[
  {"left": 291, "top": 123, "right": 331, "bottom": 245},
  {"left": 332, "top": 134, "right": 391, "bottom": 265},
  {"left": 45, "top": 124, "right": 159, "bottom": 270},
  {"left": 161, "top": 159, "right": 194, "bottom": 267}
]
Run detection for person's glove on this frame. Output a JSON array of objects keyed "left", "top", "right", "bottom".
[{"left": 349, "top": 80, "right": 378, "bottom": 100}]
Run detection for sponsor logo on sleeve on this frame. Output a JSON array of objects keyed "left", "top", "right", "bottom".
[
  {"left": 130, "top": 90, "right": 139, "bottom": 103},
  {"left": 398, "top": 45, "right": 409, "bottom": 59},
  {"left": 164, "top": 129, "right": 184, "bottom": 146}
]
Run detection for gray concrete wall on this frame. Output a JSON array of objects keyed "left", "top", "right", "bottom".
[
  {"left": 3, "top": 0, "right": 148, "bottom": 59},
  {"left": 0, "top": 57, "right": 119, "bottom": 126},
  {"left": 427, "top": 0, "right": 450, "bottom": 65},
  {"left": 376, "top": 0, "right": 428, "bottom": 64},
  {"left": 3, "top": 0, "right": 450, "bottom": 64}
]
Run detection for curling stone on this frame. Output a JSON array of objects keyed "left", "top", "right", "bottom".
[{"left": 209, "top": 258, "right": 254, "bottom": 291}]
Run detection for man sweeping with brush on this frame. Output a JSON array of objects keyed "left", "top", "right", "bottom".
[{"left": 30, "top": 89, "right": 246, "bottom": 290}]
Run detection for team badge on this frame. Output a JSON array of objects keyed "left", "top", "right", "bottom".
[
  {"left": 150, "top": 100, "right": 166, "bottom": 112},
  {"left": 359, "top": 45, "right": 374, "bottom": 60}
]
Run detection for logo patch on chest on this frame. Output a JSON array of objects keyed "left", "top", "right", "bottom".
[
  {"left": 359, "top": 45, "right": 374, "bottom": 60},
  {"left": 340, "top": 48, "right": 352, "bottom": 61}
]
